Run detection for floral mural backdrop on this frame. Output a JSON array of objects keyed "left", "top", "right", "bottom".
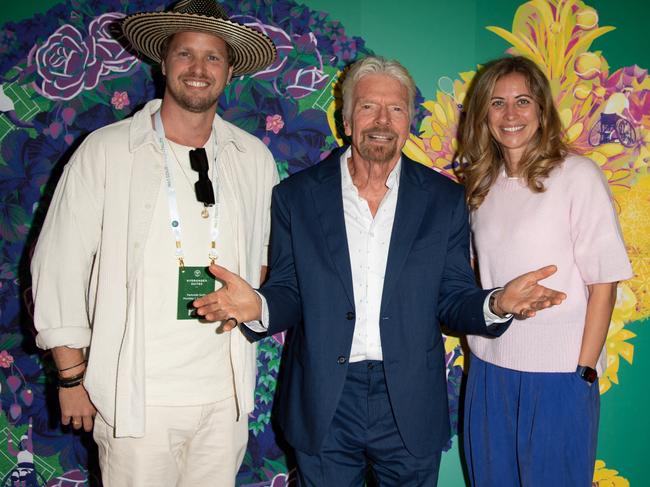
[{"left": 0, "top": 0, "right": 647, "bottom": 485}]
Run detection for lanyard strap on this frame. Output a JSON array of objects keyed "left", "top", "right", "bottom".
[{"left": 154, "top": 111, "right": 221, "bottom": 266}]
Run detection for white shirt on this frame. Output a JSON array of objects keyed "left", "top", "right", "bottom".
[
  {"left": 341, "top": 149, "right": 400, "bottom": 362},
  {"left": 143, "top": 135, "right": 236, "bottom": 405},
  {"left": 252, "top": 147, "right": 507, "bottom": 357}
]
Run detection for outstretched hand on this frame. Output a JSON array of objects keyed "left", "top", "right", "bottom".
[
  {"left": 494, "top": 265, "right": 566, "bottom": 319},
  {"left": 193, "top": 264, "right": 262, "bottom": 330}
]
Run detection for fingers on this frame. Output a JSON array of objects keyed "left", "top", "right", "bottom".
[
  {"left": 530, "top": 264, "right": 558, "bottom": 281},
  {"left": 64, "top": 414, "right": 94, "bottom": 431},
  {"left": 222, "top": 317, "right": 239, "bottom": 332},
  {"left": 60, "top": 386, "right": 96, "bottom": 432},
  {"left": 193, "top": 295, "right": 231, "bottom": 322},
  {"left": 82, "top": 415, "right": 94, "bottom": 432},
  {"left": 208, "top": 264, "right": 236, "bottom": 284}
]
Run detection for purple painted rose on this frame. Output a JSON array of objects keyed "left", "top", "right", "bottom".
[
  {"left": 283, "top": 66, "right": 328, "bottom": 99},
  {"left": 294, "top": 32, "right": 318, "bottom": 54},
  {"left": 34, "top": 24, "right": 99, "bottom": 101},
  {"left": 231, "top": 15, "right": 293, "bottom": 81},
  {"left": 88, "top": 12, "right": 138, "bottom": 74},
  {"left": 33, "top": 12, "right": 137, "bottom": 101},
  {"left": 270, "top": 472, "right": 291, "bottom": 487}
]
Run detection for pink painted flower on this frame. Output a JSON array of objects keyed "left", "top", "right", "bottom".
[
  {"left": 111, "top": 91, "right": 130, "bottom": 110},
  {"left": 0, "top": 350, "right": 14, "bottom": 368},
  {"left": 266, "top": 114, "right": 285, "bottom": 134}
]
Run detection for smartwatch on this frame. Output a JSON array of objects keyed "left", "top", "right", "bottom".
[{"left": 576, "top": 365, "right": 598, "bottom": 384}]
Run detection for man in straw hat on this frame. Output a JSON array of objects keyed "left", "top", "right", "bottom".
[{"left": 31, "top": 1, "right": 277, "bottom": 485}]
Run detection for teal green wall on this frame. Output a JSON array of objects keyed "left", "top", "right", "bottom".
[{"left": 304, "top": 0, "right": 650, "bottom": 99}]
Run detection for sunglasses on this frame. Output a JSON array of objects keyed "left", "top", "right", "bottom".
[{"left": 189, "top": 148, "right": 215, "bottom": 206}]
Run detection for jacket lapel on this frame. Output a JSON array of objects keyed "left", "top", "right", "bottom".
[
  {"left": 381, "top": 158, "right": 430, "bottom": 309},
  {"left": 311, "top": 153, "right": 355, "bottom": 307}
]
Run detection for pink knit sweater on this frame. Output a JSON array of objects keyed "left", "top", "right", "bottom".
[{"left": 468, "top": 155, "right": 633, "bottom": 373}]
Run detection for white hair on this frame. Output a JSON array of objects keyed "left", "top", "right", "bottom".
[{"left": 341, "top": 56, "right": 416, "bottom": 122}]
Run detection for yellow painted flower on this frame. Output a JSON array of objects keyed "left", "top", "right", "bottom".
[
  {"left": 600, "top": 284, "right": 637, "bottom": 394},
  {"left": 614, "top": 174, "right": 650, "bottom": 320},
  {"left": 592, "top": 459, "right": 630, "bottom": 487}
]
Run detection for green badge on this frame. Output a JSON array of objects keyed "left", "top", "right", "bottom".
[{"left": 177, "top": 266, "right": 216, "bottom": 320}]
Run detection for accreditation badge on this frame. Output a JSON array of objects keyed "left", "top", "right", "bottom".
[{"left": 177, "top": 266, "right": 216, "bottom": 320}]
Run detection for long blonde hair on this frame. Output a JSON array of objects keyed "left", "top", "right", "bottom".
[{"left": 456, "top": 56, "right": 568, "bottom": 210}]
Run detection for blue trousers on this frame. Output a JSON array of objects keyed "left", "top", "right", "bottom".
[
  {"left": 295, "top": 361, "right": 441, "bottom": 487},
  {"left": 463, "top": 354, "right": 599, "bottom": 487}
]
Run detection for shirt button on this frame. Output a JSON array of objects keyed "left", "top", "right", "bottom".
[
  {"left": 346, "top": 311, "right": 355, "bottom": 320},
  {"left": 337, "top": 356, "right": 347, "bottom": 364}
]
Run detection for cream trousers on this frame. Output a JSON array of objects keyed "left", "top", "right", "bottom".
[{"left": 93, "top": 397, "right": 248, "bottom": 486}]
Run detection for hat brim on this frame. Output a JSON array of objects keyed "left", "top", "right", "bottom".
[{"left": 122, "top": 12, "right": 276, "bottom": 77}]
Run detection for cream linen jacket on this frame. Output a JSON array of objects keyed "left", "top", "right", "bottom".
[{"left": 31, "top": 99, "right": 278, "bottom": 437}]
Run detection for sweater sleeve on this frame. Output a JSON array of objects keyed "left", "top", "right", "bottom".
[{"left": 568, "top": 157, "right": 633, "bottom": 284}]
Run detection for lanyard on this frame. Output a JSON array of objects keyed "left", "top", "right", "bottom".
[{"left": 154, "top": 111, "right": 221, "bottom": 267}]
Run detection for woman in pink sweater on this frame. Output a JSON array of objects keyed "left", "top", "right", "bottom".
[{"left": 456, "top": 56, "right": 633, "bottom": 487}]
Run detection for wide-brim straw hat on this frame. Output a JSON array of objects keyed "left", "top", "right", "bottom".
[{"left": 121, "top": 0, "right": 276, "bottom": 77}]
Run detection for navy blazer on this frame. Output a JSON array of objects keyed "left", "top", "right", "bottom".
[{"left": 258, "top": 150, "right": 508, "bottom": 457}]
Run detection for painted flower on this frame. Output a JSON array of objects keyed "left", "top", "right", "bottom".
[
  {"left": 111, "top": 91, "right": 130, "bottom": 110},
  {"left": 45, "top": 468, "right": 88, "bottom": 486},
  {"left": 270, "top": 472, "right": 291, "bottom": 487},
  {"left": 332, "top": 35, "right": 357, "bottom": 62},
  {"left": 0, "top": 350, "right": 14, "bottom": 368},
  {"left": 592, "top": 459, "right": 630, "bottom": 486},
  {"left": 87, "top": 12, "right": 138, "bottom": 74},
  {"left": 282, "top": 66, "right": 328, "bottom": 99},
  {"left": 308, "top": 11, "right": 329, "bottom": 35},
  {"left": 34, "top": 24, "right": 101, "bottom": 101},
  {"left": 614, "top": 176, "right": 650, "bottom": 320},
  {"left": 265, "top": 114, "right": 285, "bottom": 134},
  {"left": 231, "top": 16, "right": 293, "bottom": 82},
  {"left": 293, "top": 32, "right": 318, "bottom": 55}
]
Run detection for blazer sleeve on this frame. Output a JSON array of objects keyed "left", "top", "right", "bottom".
[
  {"left": 258, "top": 184, "right": 303, "bottom": 335},
  {"left": 437, "top": 190, "right": 510, "bottom": 336}
]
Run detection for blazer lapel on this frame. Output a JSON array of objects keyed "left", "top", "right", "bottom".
[
  {"left": 381, "top": 159, "right": 430, "bottom": 309},
  {"left": 311, "top": 155, "right": 355, "bottom": 307}
]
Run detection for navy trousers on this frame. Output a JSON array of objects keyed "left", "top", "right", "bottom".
[
  {"left": 295, "top": 361, "right": 441, "bottom": 487},
  {"left": 463, "top": 354, "right": 600, "bottom": 487}
]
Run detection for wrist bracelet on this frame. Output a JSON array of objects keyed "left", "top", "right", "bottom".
[
  {"left": 58, "top": 371, "right": 85, "bottom": 389},
  {"left": 58, "top": 360, "right": 86, "bottom": 373},
  {"left": 58, "top": 378, "right": 84, "bottom": 389},
  {"left": 58, "top": 371, "right": 85, "bottom": 381}
]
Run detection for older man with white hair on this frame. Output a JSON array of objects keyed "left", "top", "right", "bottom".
[{"left": 195, "top": 55, "right": 566, "bottom": 486}]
